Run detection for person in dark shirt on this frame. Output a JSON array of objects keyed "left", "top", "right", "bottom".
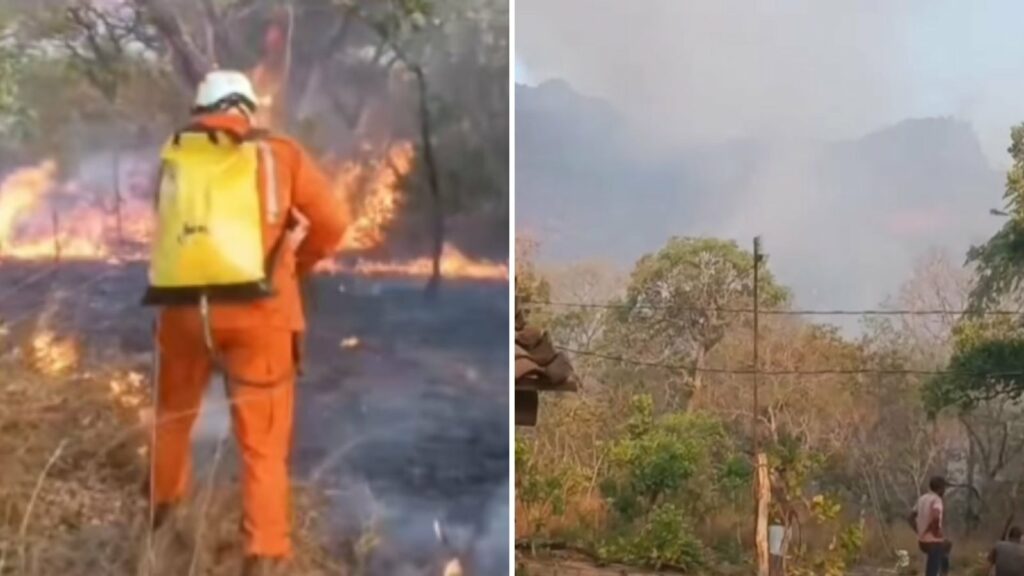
[{"left": 989, "top": 526, "right": 1024, "bottom": 576}]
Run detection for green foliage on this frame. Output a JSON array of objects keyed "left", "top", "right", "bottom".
[
  {"left": 597, "top": 503, "right": 706, "bottom": 571},
  {"left": 809, "top": 494, "right": 842, "bottom": 522},
  {"left": 792, "top": 498, "right": 864, "bottom": 576},
  {"left": 836, "top": 522, "right": 865, "bottom": 565},
  {"left": 560, "top": 396, "right": 748, "bottom": 569},
  {"left": 0, "top": 47, "right": 33, "bottom": 138},
  {"left": 932, "top": 124, "right": 1024, "bottom": 411},
  {"left": 620, "top": 236, "right": 789, "bottom": 322},
  {"left": 599, "top": 237, "right": 790, "bottom": 405},
  {"left": 968, "top": 124, "right": 1024, "bottom": 308},
  {"left": 601, "top": 396, "right": 739, "bottom": 518},
  {"left": 926, "top": 315, "right": 1024, "bottom": 412},
  {"left": 771, "top": 433, "right": 827, "bottom": 516}
]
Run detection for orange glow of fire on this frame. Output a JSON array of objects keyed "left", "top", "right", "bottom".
[
  {"left": 346, "top": 243, "right": 509, "bottom": 281},
  {"left": 29, "top": 329, "right": 79, "bottom": 376},
  {"left": 0, "top": 161, "right": 57, "bottom": 254},
  {"left": 336, "top": 142, "right": 415, "bottom": 252},
  {"left": 0, "top": 131, "right": 505, "bottom": 279},
  {"left": 0, "top": 160, "right": 151, "bottom": 261},
  {"left": 108, "top": 370, "right": 146, "bottom": 410}
]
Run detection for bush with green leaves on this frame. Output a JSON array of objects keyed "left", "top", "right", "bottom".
[
  {"left": 597, "top": 503, "right": 706, "bottom": 571},
  {"left": 595, "top": 395, "right": 747, "bottom": 568},
  {"left": 600, "top": 395, "right": 747, "bottom": 518}
]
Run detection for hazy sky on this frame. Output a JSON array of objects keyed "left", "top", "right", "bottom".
[{"left": 516, "top": 0, "right": 1024, "bottom": 167}]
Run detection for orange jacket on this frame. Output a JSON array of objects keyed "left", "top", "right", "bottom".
[{"left": 158, "top": 113, "right": 346, "bottom": 332}]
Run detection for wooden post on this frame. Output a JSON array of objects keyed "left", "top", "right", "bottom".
[
  {"left": 756, "top": 455, "right": 771, "bottom": 574},
  {"left": 753, "top": 237, "right": 769, "bottom": 576}
]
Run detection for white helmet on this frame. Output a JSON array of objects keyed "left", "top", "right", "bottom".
[{"left": 193, "top": 70, "right": 258, "bottom": 112}]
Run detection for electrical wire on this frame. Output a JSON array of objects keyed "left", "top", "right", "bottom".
[
  {"left": 520, "top": 299, "right": 1022, "bottom": 317},
  {"left": 556, "top": 346, "right": 1024, "bottom": 378}
]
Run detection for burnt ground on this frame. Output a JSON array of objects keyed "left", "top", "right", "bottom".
[{"left": 0, "top": 261, "right": 509, "bottom": 574}]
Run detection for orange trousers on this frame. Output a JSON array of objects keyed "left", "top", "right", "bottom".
[{"left": 151, "top": 313, "right": 297, "bottom": 557}]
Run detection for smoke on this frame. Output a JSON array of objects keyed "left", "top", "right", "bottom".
[
  {"left": 516, "top": 0, "right": 1024, "bottom": 167},
  {"left": 517, "top": 1, "right": 1024, "bottom": 327}
]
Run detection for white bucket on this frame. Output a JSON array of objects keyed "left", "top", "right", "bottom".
[{"left": 769, "top": 524, "right": 787, "bottom": 556}]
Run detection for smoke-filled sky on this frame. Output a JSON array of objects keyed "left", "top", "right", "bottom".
[
  {"left": 515, "top": 0, "right": 1024, "bottom": 330},
  {"left": 516, "top": 0, "right": 1024, "bottom": 167}
]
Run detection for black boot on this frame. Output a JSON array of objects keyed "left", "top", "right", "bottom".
[{"left": 151, "top": 502, "right": 177, "bottom": 531}]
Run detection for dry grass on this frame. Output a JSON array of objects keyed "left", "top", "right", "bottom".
[
  {"left": 515, "top": 493, "right": 608, "bottom": 543},
  {"left": 0, "top": 354, "right": 341, "bottom": 576}
]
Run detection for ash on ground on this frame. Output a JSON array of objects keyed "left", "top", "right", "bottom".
[{"left": 0, "top": 262, "right": 509, "bottom": 575}]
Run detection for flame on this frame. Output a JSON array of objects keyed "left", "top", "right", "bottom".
[
  {"left": 0, "top": 160, "right": 151, "bottom": 261},
  {"left": 0, "top": 14, "right": 506, "bottom": 278},
  {"left": 346, "top": 243, "right": 508, "bottom": 281},
  {"left": 336, "top": 142, "right": 415, "bottom": 252},
  {"left": 0, "top": 161, "right": 57, "bottom": 254},
  {"left": 108, "top": 370, "right": 146, "bottom": 409},
  {"left": 0, "top": 147, "right": 506, "bottom": 280},
  {"left": 29, "top": 329, "right": 78, "bottom": 376},
  {"left": 443, "top": 559, "right": 464, "bottom": 576}
]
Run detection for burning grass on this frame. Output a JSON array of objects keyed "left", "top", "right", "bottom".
[
  {"left": 0, "top": 150, "right": 509, "bottom": 282},
  {"left": 0, "top": 352, "right": 338, "bottom": 576}
]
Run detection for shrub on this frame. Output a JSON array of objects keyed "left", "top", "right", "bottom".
[{"left": 597, "top": 503, "right": 706, "bottom": 571}]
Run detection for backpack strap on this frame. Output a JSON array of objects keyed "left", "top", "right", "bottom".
[
  {"left": 171, "top": 123, "right": 226, "bottom": 146},
  {"left": 171, "top": 124, "right": 272, "bottom": 146}
]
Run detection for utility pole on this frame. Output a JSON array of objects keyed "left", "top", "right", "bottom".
[
  {"left": 753, "top": 236, "right": 769, "bottom": 576},
  {"left": 753, "top": 236, "right": 760, "bottom": 456}
]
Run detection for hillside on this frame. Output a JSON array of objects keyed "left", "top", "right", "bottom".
[{"left": 516, "top": 80, "right": 1004, "bottom": 314}]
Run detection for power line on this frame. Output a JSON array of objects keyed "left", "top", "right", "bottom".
[
  {"left": 557, "top": 346, "right": 1024, "bottom": 378},
  {"left": 521, "top": 300, "right": 1022, "bottom": 317}
]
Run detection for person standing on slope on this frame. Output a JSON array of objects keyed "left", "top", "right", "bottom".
[
  {"left": 908, "top": 476, "right": 952, "bottom": 576},
  {"left": 142, "top": 70, "right": 345, "bottom": 575}
]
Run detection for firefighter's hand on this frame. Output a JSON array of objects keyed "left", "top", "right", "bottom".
[{"left": 287, "top": 208, "right": 310, "bottom": 249}]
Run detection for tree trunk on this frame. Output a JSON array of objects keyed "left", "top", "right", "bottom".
[
  {"left": 413, "top": 65, "right": 444, "bottom": 298},
  {"left": 274, "top": 5, "right": 295, "bottom": 131},
  {"left": 687, "top": 346, "right": 707, "bottom": 410},
  {"left": 134, "top": 0, "right": 211, "bottom": 90},
  {"left": 113, "top": 150, "right": 122, "bottom": 245},
  {"left": 51, "top": 208, "right": 60, "bottom": 263}
]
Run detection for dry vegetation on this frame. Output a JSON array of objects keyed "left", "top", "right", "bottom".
[
  {"left": 0, "top": 343, "right": 340, "bottom": 576},
  {"left": 515, "top": 236, "right": 1024, "bottom": 576}
]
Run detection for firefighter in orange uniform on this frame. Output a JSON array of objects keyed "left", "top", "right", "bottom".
[{"left": 146, "top": 70, "right": 345, "bottom": 574}]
